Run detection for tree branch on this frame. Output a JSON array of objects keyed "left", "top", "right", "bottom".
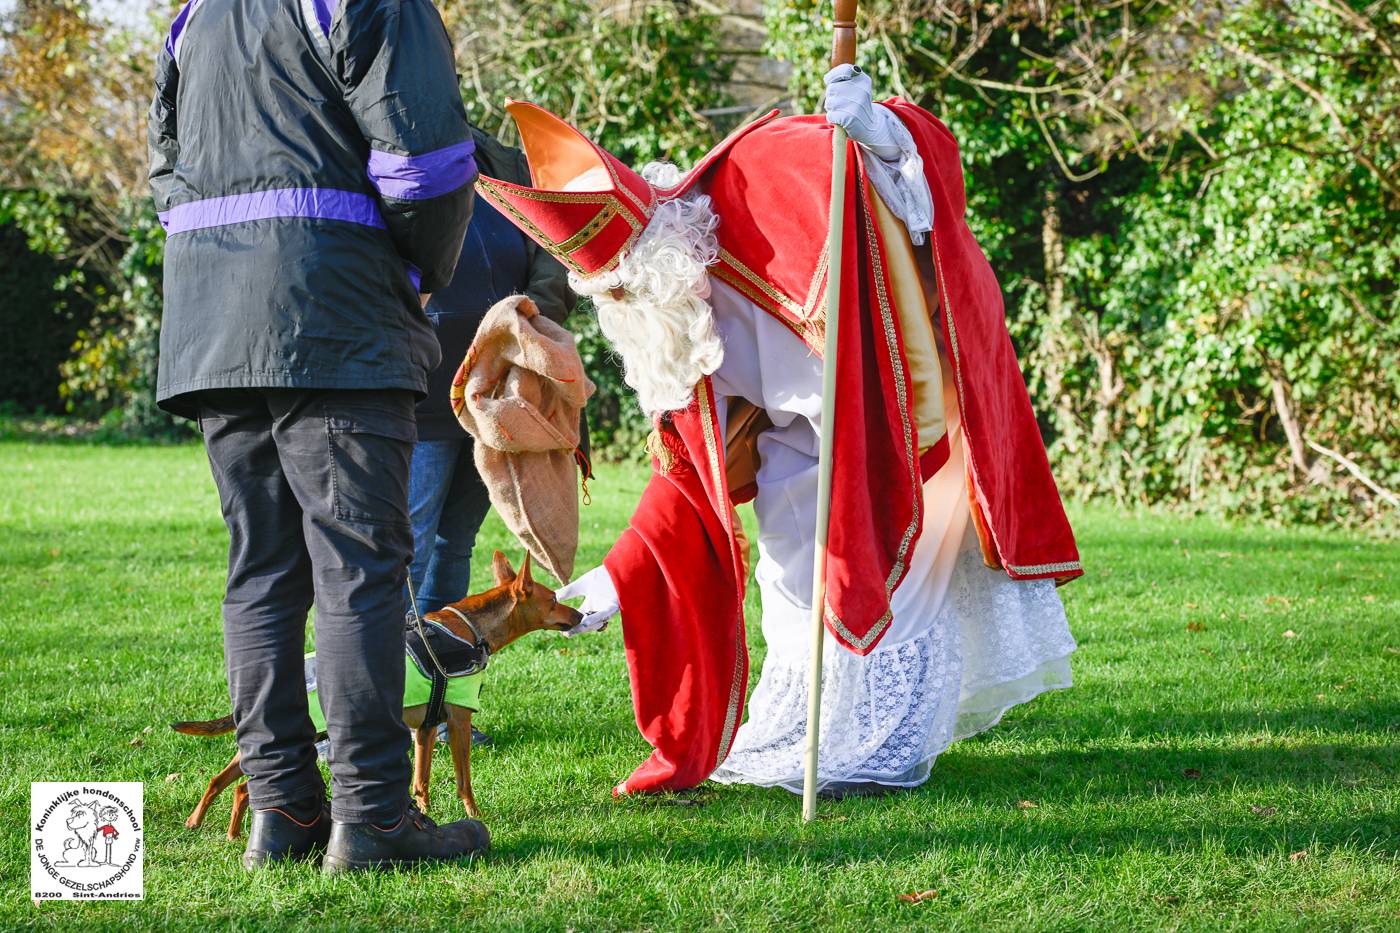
[
  {"left": 1217, "top": 38, "right": 1400, "bottom": 201},
  {"left": 1305, "top": 439, "right": 1400, "bottom": 509}
]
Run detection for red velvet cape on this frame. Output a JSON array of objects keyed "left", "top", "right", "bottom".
[
  {"left": 603, "top": 381, "right": 748, "bottom": 794},
  {"left": 604, "top": 102, "right": 1081, "bottom": 794},
  {"left": 886, "top": 100, "right": 1082, "bottom": 579}
]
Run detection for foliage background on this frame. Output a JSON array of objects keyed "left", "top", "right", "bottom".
[
  {"left": 1, "top": 0, "right": 1396, "bottom": 527},
  {"left": 765, "top": 0, "right": 1400, "bottom": 527}
]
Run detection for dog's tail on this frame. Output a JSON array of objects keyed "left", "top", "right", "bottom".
[{"left": 170, "top": 714, "right": 235, "bottom": 736}]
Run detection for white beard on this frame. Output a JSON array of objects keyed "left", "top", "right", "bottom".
[{"left": 568, "top": 163, "right": 724, "bottom": 416}]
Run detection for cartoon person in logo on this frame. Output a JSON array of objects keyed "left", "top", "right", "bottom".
[{"left": 96, "top": 805, "right": 121, "bottom": 865}]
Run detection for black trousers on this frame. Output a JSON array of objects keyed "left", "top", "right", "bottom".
[{"left": 198, "top": 388, "right": 416, "bottom": 822}]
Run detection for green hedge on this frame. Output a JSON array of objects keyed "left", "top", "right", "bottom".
[{"left": 5, "top": 0, "right": 1396, "bottom": 526}]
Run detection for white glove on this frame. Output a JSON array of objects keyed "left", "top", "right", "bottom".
[
  {"left": 824, "top": 64, "right": 901, "bottom": 161},
  {"left": 555, "top": 565, "right": 621, "bottom": 636},
  {"left": 823, "top": 64, "right": 934, "bottom": 244}
]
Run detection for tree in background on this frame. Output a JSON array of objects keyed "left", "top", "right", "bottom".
[
  {"left": 446, "top": 0, "right": 735, "bottom": 164},
  {"left": 1, "top": 0, "right": 736, "bottom": 447},
  {"left": 769, "top": 0, "right": 1399, "bottom": 526},
  {"left": 0, "top": 0, "right": 170, "bottom": 432}
]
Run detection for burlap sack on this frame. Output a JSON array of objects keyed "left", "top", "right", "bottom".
[{"left": 450, "top": 296, "right": 595, "bottom": 582}]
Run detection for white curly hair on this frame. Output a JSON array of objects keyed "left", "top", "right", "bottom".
[{"left": 567, "top": 162, "right": 724, "bottom": 416}]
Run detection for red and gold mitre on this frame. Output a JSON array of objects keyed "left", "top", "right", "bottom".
[{"left": 475, "top": 101, "right": 658, "bottom": 276}]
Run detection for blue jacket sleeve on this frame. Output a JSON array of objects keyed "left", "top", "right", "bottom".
[{"left": 335, "top": 0, "right": 476, "bottom": 292}]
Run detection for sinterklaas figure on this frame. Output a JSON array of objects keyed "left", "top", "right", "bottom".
[{"left": 473, "top": 66, "right": 1083, "bottom": 797}]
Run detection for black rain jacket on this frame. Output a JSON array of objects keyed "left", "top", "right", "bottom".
[{"left": 149, "top": 0, "right": 476, "bottom": 418}]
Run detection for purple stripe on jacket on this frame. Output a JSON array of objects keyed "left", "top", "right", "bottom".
[
  {"left": 164, "top": 0, "right": 201, "bottom": 61},
  {"left": 366, "top": 140, "right": 478, "bottom": 201},
  {"left": 159, "top": 188, "right": 386, "bottom": 235},
  {"left": 309, "top": 0, "right": 340, "bottom": 37}
]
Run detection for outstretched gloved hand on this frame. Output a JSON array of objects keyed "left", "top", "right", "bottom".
[{"left": 555, "top": 565, "right": 621, "bottom": 636}]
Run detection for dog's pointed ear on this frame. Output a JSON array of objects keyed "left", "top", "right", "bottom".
[
  {"left": 513, "top": 551, "right": 534, "bottom": 594},
  {"left": 491, "top": 549, "right": 515, "bottom": 586}
]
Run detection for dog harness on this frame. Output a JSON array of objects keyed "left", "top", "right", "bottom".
[
  {"left": 404, "top": 612, "right": 490, "bottom": 729},
  {"left": 303, "top": 613, "right": 488, "bottom": 733}
]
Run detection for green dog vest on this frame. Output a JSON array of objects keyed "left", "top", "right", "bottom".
[{"left": 305, "top": 652, "right": 484, "bottom": 733}]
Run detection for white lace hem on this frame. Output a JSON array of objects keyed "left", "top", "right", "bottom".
[{"left": 710, "top": 547, "right": 1077, "bottom": 794}]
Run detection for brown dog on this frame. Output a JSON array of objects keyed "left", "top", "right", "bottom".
[{"left": 172, "top": 550, "right": 581, "bottom": 839}]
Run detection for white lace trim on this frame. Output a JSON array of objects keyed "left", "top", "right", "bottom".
[{"left": 711, "top": 545, "right": 1077, "bottom": 793}]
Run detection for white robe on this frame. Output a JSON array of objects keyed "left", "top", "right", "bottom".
[{"left": 702, "top": 278, "right": 1078, "bottom": 793}]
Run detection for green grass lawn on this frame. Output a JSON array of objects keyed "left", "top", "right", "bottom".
[{"left": 1, "top": 436, "right": 1396, "bottom": 931}]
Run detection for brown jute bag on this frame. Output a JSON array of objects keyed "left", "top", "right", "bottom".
[{"left": 450, "top": 296, "right": 595, "bottom": 581}]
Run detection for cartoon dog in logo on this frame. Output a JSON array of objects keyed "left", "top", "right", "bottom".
[{"left": 55, "top": 801, "right": 102, "bottom": 866}]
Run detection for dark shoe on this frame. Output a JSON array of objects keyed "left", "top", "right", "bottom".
[
  {"left": 322, "top": 803, "right": 489, "bottom": 874},
  {"left": 242, "top": 798, "right": 331, "bottom": 869}
]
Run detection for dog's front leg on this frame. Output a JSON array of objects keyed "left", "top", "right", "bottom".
[
  {"left": 444, "top": 707, "right": 480, "bottom": 819},
  {"left": 412, "top": 724, "right": 436, "bottom": 814}
]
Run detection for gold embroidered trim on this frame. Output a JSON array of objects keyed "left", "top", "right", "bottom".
[
  {"left": 478, "top": 182, "right": 643, "bottom": 277},
  {"left": 1006, "top": 559, "right": 1083, "bottom": 575},
  {"left": 795, "top": 244, "right": 830, "bottom": 349},
  {"left": 821, "top": 183, "right": 921, "bottom": 652},
  {"left": 618, "top": 174, "right": 655, "bottom": 214},
  {"left": 477, "top": 178, "right": 625, "bottom": 206},
  {"left": 477, "top": 183, "right": 588, "bottom": 275},
  {"left": 711, "top": 262, "right": 811, "bottom": 348},
  {"left": 599, "top": 146, "right": 655, "bottom": 214},
  {"left": 554, "top": 206, "right": 615, "bottom": 255},
  {"left": 711, "top": 227, "right": 828, "bottom": 352},
  {"left": 578, "top": 225, "right": 645, "bottom": 276},
  {"left": 802, "top": 242, "right": 829, "bottom": 318},
  {"left": 716, "top": 247, "right": 806, "bottom": 319},
  {"left": 697, "top": 381, "right": 746, "bottom": 766}
]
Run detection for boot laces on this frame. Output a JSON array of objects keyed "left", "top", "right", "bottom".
[{"left": 405, "top": 801, "right": 439, "bottom": 834}]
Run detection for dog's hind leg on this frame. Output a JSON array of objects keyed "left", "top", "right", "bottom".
[
  {"left": 411, "top": 724, "right": 435, "bottom": 815},
  {"left": 187, "top": 752, "right": 244, "bottom": 830},
  {"left": 444, "top": 706, "right": 480, "bottom": 819},
  {"left": 227, "top": 781, "right": 250, "bottom": 840}
]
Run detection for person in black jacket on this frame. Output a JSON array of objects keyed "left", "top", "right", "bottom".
[
  {"left": 149, "top": 0, "right": 488, "bottom": 872},
  {"left": 406, "top": 126, "right": 577, "bottom": 747}
]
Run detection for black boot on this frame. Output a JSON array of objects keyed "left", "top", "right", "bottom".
[
  {"left": 242, "top": 797, "right": 331, "bottom": 869},
  {"left": 322, "top": 802, "right": 489, "bottom": 874}
]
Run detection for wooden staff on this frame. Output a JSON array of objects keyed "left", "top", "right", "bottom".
[{"left": 802, "top": 0, "right": 858, "bottom": 824}]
